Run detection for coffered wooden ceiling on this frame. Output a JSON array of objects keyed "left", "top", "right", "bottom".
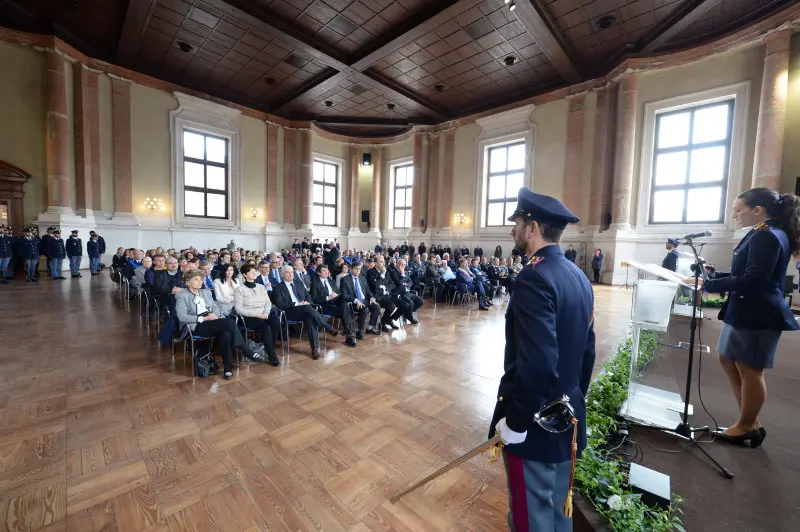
[{"left": 0, "top": 0, "right": 793, "bottom": 134}]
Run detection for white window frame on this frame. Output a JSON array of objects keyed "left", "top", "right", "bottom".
[
  {"left": 636, "top": 82, "right": 750, "bottom": 234},
  {"left": 311, "top": 152, "right": 343, "bottom": 232},
  {"left": 388, "top": 157, "right": 414, "bottom": 230},
  {"left": 170, "top": 92, "right": 242, "bottom": 230},
  {"left": 473, "top": 105, "right": 536, "bottom": 236}
]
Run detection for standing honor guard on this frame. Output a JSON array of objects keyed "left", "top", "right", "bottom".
[
  {"left": 662, "top": 237, "right": 680, "bottom": 272},
  {"left": 16, "top": 227, "right": 40, "bottom": 282},
  {"left": 87, "top": 233, "right": 101, "bottom": 276},
  {"left": 49, "top": 229, "right": 67, "bottom": 280},
  {"left": 66, "top": 229, "right": 83, "bottom": 278},
  {"left": 0, "top": 225, "right": 13, "bottom": 284},
  {"left": 489, "top": 187, "right": 596, "bottom": 532}
]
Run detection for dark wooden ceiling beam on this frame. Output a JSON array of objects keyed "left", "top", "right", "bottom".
[
  {"left": 271, "top": 70, "right": 351, "bottom": 114},
  {"left": 639, "top": 0, "right": 718, "bottom": 54},
  {"left": 513, "top": 0, "right": 582, "bottom": 84},
  {"left": 116, "top": 0, "right": 158, "bottom": 64}
]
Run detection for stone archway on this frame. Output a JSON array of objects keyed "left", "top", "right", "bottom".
[{"left": 0, "top": 161, "right": 31, "bottom": 231}]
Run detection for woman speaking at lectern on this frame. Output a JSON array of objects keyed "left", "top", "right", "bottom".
[{"left": 690, "top": 188, "right": 800, "bottom": 448}]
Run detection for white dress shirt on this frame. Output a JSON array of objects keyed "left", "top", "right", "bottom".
[{"left": 284, "top": 281, "right": 299, "bottom": 303}]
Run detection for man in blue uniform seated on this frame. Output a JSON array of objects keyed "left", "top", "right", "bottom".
[
  {"left": 662, "top": 237, "right": 680, "bottom": 272},
  {"left": 489, "top": 187, "right": 596, "bottom": 532}
]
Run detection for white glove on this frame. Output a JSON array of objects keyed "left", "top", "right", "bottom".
[{"left": 495, "top": 418, "right": 527, "bottom": 445}]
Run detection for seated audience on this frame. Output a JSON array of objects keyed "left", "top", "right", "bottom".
[
  {"left": 456, "top": 257, "right": 490, "bottom": 310},
  {"left": 234, "top": 264, "right": 280, "bottom": 366},
  {"left": 214, "top": 264, "right": 240, "bottom": 315},
  {"left": 310, "top": 264, "right": 359, "bottom": 347},
  {"left": 390, "top": 259, "right": 423, "bottom": 324},
  {"left": 339, "top": 261, "right": 382, "bottom": 340}
]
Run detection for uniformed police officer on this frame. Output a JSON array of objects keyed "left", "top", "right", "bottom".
[
  {"left": 49, "top": 229, "right": 67, "bottom": 280},
  {"left": 489, "top": 187, "right": 596, "bottom": 532},
  {"left": 87, "top": 233, "right": 101, "bottom": 276},
  {"left": 66, "top": 229, "right": 83, "bottom": 278},
  {"left": 89, "top": 230, "right": 106, "bottom": 271},
  {"left": 0, "top": 225, "right": 13, "bottom": 284},
  {"left": 41, "top": 226, "right": 54, "bottom": 277},
  {"left": 662, "top": 237, "right": 680, "bottom": 272},
  {"left": 16, "top": 227, "right": 40, "bottom": 282}
]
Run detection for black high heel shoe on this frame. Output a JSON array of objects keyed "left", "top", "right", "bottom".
[
  {"left": 713, "top": 428, "right": 764, "bottom": 448},
  {"left": 717, "top": 426, "right": 767, "bottom": 443}
]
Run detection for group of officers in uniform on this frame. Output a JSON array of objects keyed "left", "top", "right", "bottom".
[{"left": 0, "top": 225, "right": 106, "bottom": 283}]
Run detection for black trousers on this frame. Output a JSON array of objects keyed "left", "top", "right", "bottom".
[
  {"left": 376, "top": 296, "right": 397, "bottom": 324},
  {"left": 194, "top": 317, "right": 245, "bottom": 373},
  {"left": 352, "top": 301, "right": 381, "bottom": 331},
  {"left": 320, "top": 302, "right": 354, "bottom": 336},
  {"left": 240, "top": 315, "right": 278, "bottom": 358},
  {"left": 283, "top": 305, "right": 330, "bottom": 348},
  {"left": 593, "top": 268, "right": 600, "bottom": 283},
  {"left": 394, "top": 293, "right": 423, "bottom": 320}
]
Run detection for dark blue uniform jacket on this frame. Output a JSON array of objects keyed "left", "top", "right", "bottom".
[
  {"left": 16, "top": 237, "right": 39, "bottom": 259},
  {"left": 705, "top": 220, "right": 799, "bottom": 332},
  {"left": 489, "top": 244, "right": 596, "bottom": 463},
  {"left": 50, "top": 238, "right": 66, "bottom": 259},
  {"left": 66, "top": 237, "right": 82, "bottom": 257},
  {"left": 662, "top": 249, "right": 679, "bottom": 272}
]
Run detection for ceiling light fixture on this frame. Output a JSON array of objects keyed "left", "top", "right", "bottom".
[
  {"left": 509, "top": 1, "right": 516, "bottom": 11},
  {"left": 434, "top": 84, "right": 445, "bottom": 92},
  {"left": 264, "top": 77, "right": 276, "bottom": 85},
  {"left": 387, "top": 103, "right": 396, "bottom": 110},
  {"left": 503, "top": 55, "right": 517, "bottom": 66},
  {"left": 177, "top": 41, "right": 192, "bottom": 53},
  {"left": 595, "top": 15, "right": 616, "bottom": 30},
  {"left": 324, "top": 100, "right": 333, "bottom": 107}
]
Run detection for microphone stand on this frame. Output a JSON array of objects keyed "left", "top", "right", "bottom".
[{"left": 624, "top": 238, "right": 734, "bottom": 479}]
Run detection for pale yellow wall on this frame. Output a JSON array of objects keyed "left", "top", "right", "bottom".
[
  {"left": 98, "top": 74, "right": 114, "bottom": 213},
  {"left": 130, "top": 84, "right": 175, "bottom": 216},
  {"left": 531, "top": 100, "right": 569, "bottom": 200},
  {"left": 452, "top": 122, "right": 481, "bottom": 225},
  {"left": 240, "top": 115, "right": 267, "bottom": 219},
  {"left": 312, "top": 134, "right": 349, "bottom": 160},
  {"left": 632, "top": 44, "right": 764, "bottom": 220},
  {"left": 383, "top": 137, "right": 413, "bottom": 161},
  {"left": 781, "top": 33, "right": 800, "bottom": 193},
  {"left": 0, "top": 42, "right": 46, "bottom": 222},
  {"left": 579, "top": 92, "right": 597, "bottom": 225}
]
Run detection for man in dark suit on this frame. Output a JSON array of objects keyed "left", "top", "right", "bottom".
[
  {"left": 324, "top": 242, "right": 340, "bottom": 270},
  {"left": 564, "top": 244, "right": 577, "bottom": 264},
  {"left": 310, "top": 264, "right": 357, "bottom": 347},
  {"left": 293, "top": 258, "right": 312, "bottom": 290},
  {"left": 254, "top": 261, "right": 273, "bottom": 290},
  {"left": 273, "top": 265, "right": 337, "bottom": 359},
  {"left": 662, "top": 238, "right": 680, "bottom": 272},
  {"left": 340, "top": 261, "right": 382, "bottom": 338},
  {"left": 474, "top": 245, "right": 483, "bottom": 258},
  {"left": 489, "top": 187, "right": 595, "bottom": 532}
]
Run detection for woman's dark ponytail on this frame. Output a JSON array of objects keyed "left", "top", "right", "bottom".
[{"left": 738, "top": 188, "right": 800, "bottom": 256}]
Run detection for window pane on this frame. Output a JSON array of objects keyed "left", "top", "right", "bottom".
[
  {"left": 394, "top": 210, "right": 405, "bottom": 228},
  {"left": 206, "top": 193, "right": 226, "bottom": 218},
  {"left": 314, "top": 161, "right": 324, "bottom": 180},
  {"left": 506, "top": 173, "right": 523, "bottom": 197},
  {"left": 183, "top": 131, "right": 205, "bottom": 159},
  {"left": 654, "top": 151, "right": 688, "bottom": 186},
  {"left": 313, "top": 205, "right": 324, "bottom": 225},
  {"left": 396, "top": 168, "right": 406, "bottom": 187},
  {"left": 652, "top": 190, "right": 685, "bottom": 223},
  {"left": 686, "top": 187, "right": 722, "bottom": 222},
  {"left": 507, "top": 144, "right": 525, "bottom": 170},
  {"left": 404, "top": 210, "right": 412, "bottom": 229},
  {"left": 489, "top": 147, "right": 507, "bottom": 173},
  {"left": 206, "top": 137, "right": 226, "bottom": 163},
  {"left": 405, "top": 168, "right": 413, "bottom": 186},
  {"left": 504, "top": 201, "right": 517, "bottom": 226},
  {"left": 324, "top": 184, "right": 335, "bottom": 205},
  {"left": 657, "top": 112, "right": 690, "bottom": 149},
  {"left": 692, "top": 104, "right": 729, "bottom": 144},
  {"left": 324, "top": 207, "right": 335, "bottom": 225},
  {"left": 313, "top": 184, "right": 324, "bottom": 203},
  {"left": 689, "top": 146, "right": 726, "bottom": 183},
  {"left": 395, "top": 188, "right": 406, "bottom": 208},
  {"left": 185, "top": 190, "right": 205, "bottom": 216},
  {"left": 184, "top": 161, "right": 205, "bottom": 188},
  {"left": 488, "top": 175, "right": 505, "bottom": 200},
  {"left": 206, "top": 166, "right": 226, "bottom": 190},
  {"left": 324, "top": 164, "right": 337, "bottom": 184},
  {"left": 487, "top": 202, "right": 504, "bottom": 226}
]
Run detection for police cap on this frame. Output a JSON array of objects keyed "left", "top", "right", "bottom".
[
  {"left": 667, "top": 237, "right": 679, "bottom": 247},
  {"left": 507, "top": 187, "right": 579, "bottom": 229},
  {"left": 47, "top": 226, "right": 56, "bottom": 232},
  {"left": 71, "top": 229, "right": 79, "bottom": 235},
  {"left": 23, "top": 226, "right": 33, "bottom": 232},
  {"left": 89, "top": 230, "right": 97, "bottom": 235}
]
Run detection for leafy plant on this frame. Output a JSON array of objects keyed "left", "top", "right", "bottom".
[
  {"left": 676, "top": 295, "right": 727, "bottom": 308},
  {"left": 575, "top": 330, "right": 685, "bottom": 531}
]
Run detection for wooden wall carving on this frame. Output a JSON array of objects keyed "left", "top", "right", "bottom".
[{"left": 0, "top": 161, "right": 31, "bottom": 231}]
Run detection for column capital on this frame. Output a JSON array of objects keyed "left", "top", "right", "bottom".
[{"left": 763, "top": 28, "right": 792, "bottom": 55}]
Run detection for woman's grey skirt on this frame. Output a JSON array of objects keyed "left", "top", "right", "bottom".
[{"left": 717, "top": 323, "right": 781, "bottom": 370}]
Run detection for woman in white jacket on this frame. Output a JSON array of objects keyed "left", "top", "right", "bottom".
[
  {"left": 214, "top": 264, "right": 240, "bottom": 315},
  {"left": 234, "top": 264, "right": 280, "bottom": 366}
]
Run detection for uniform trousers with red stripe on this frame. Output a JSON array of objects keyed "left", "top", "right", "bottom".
[{"left": 503, "top": 451, "right": 573, "bottom": 532}]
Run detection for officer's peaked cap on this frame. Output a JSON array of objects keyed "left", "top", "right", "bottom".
[{"left": 507, "top": 187, "right": 579, "bottom": 229}]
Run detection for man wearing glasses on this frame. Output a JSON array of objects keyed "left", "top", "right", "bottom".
[{"left": 490, "top": 188, "right": 596, "bottom": 532}]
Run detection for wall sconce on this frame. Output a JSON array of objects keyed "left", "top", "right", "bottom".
[
  {"left": 143, "top": 197, "right": 164, "bottom": 211},
  {"left": 362, "top": 153, "right": 372, "bottom": 166},
  {"left": 453, "top": 212, "right": 467, "bottom": 224},
  {"left": 249, "top": 208, "right": 263, "bottom": 219}
]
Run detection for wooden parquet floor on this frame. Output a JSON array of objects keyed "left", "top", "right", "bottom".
[{"left": 0, "top": 277, "right": 632, "bottom": 532}]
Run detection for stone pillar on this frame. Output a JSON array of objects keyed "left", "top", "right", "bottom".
[
  {"left": 74, "top": 65, "right": 94, "bottom": 216},
  {"left": 299, "top": 129, "right": 313, "bottom": 229},
  {"left": 610, "top": 75, "right": 638, "bottom": 229},
  {"left": 370, "top": 147, "right": 382, "bottom": 235},
  {"left": 411, "top": 134, "right": 430, "bottom": 233},
  {"left": 752, "top": 29, "right": 792, "bottom": 190},
  {"left": 563, "top": 94, "right": 585, "bottom": 216},
  {"left": 589, "top": 84, "right": 618, "bottom": 229},
  {"left": 349, "top": 145, "right": 360, "bottom": 233},
  {"left": 426, "top": 135, "right": 440, "bottom": 232},
  {"left": 44, "top": 51, "right": 73, "bottom": 215},
  {"left": 111, "top": 78, "right": 134, "bottom": 218},
  {"left": 266, "top": 123, "right": 279, "bottom": 224},
  {"left": 283, "top": 129, "right": 297, "bottom": 226},
  {"left": 440, "top": 130, "right": 455, "bottom": 233}
]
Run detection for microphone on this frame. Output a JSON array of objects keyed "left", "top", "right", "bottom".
[{"left": 681, "top": 231, "right": 712, "bottom": 240}]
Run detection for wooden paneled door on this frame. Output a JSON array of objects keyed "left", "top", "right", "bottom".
[{"left": 0, "top": 160, "right": 31, "bottom": 231}]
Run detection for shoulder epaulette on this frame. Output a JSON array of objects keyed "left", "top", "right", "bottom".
[
  {"left": 753, "top": 221, "right": 771, "bottom": 231},
  {"left": 526, "top": 256, "right": 544, "bottom": 269}
]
